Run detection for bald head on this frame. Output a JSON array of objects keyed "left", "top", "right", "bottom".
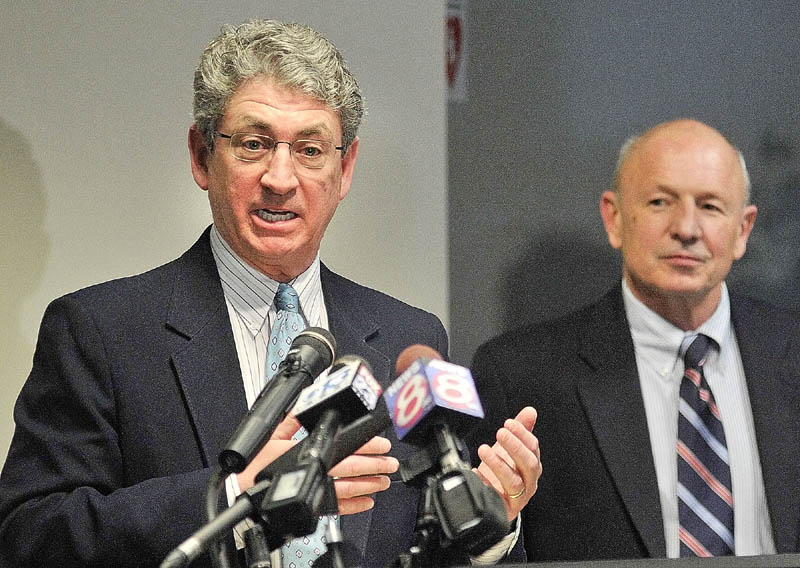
[
  {"left": 613, "top": 119, "right": 751, "bottom": 205},
  {"left": 599, "top": 118, "right": 758, "bottom": 330}
]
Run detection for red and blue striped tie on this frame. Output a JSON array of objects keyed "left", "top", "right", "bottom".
[{"left": 677, "top": 334, "right": 734, "bottom": 556}]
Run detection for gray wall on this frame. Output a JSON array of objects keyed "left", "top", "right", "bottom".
[
  {"left": 0, "top": 2, "right": 447, "bottom": 464},
  {"left": 449, "top": 1, "right": 800, "bottom": 364}
]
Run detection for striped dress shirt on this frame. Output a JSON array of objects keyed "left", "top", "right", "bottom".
[
  {"left": 622, "top": 280, "right": 775, "bottom": 557},
  {"left": 209, "top": 225, "right": 328, "bottom": 408},
  {"left": 209, "top": 225, "right": 516, "bottom": 563},
  {"left": 210, "top": 225, "right": 328, "bottom": 546}
]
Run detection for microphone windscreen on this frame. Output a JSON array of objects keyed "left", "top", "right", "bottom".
[{"left": 395, "top": 344, "right": 442, "bottom": 376}]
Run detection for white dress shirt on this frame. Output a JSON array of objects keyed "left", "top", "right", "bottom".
[
  {"left": 622, "top": 280, "right": 775, "bottom": 557},
  {"left": 209, "top": 225, "right": 516, "bottom": 563}
]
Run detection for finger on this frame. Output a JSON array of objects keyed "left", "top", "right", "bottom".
[
  {"left": 498, "top": 424, "right": 540, "bottom": 469},
  {"left": 496, "top": 426, "right": 541, "bottom": 489},
  {"left": 329, "top": 454, "right": 399, "bottom": 478},
  {"left": 334, "top": 475, "right": 391, "bottom": 500},
  {"left": 337, "top": 496, "right": 375, "bottom": 515},
  {"left": 353, "top": 436, "right": 392, "bottom": 455},
  {"left": 272, "top": 414, "right": 303, "bottom": 440},
  {"left": 503, "top": 416, "right": 540, "bottom": 460},
  {"left": 485, "top": 409, "right": 539, "bottom": 469},
  {"left": 478, "top": 442, "right": 522, "bottom": 496},
  {"left": 236, "top": 439, "right": 298, "bottom": 490},
  {"left": 512, "top": 406, "right": 538, "bottom": 431}
]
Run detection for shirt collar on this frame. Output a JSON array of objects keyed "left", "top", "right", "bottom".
[
  {"left": 622, "top": 279, "right": 731, "bottom": 378},
  {"left": 209, "top": 224, "right": 322, "bottom": 336}
]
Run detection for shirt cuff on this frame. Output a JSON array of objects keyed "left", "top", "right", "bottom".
[
  {"left": 226, "top": 473, "right": 255, "bottom": 550},
  {"left": 469, "top": 514, "right": 521, "bottom": 565}
]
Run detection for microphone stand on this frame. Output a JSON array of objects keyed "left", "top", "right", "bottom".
[
  {"left": 162, "top": 409, "right": 348, "bottom": 568},
  {"left": 389, "top": 423, "right": 509, "bottom": 568},
  {"left": 389, "top": 480, "right": 440, "bottom": 568},
  {"left": 242, "top": 524, "right": 273, "bottom": 568},
  {"left": 206, "top": 467, "right": 236, "bottom": 568}
]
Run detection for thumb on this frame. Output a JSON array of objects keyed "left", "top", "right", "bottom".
[{"left": 272, "top": 413, "right": 302, "bottom": 440}]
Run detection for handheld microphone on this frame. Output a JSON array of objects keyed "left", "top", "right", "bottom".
[
  {"left": 219, "top": 327, "right": 336, "bottom": 474},
  {"left": 254, "top": 355, "right": 383, "bottom": 546},
  {"left": 293, "top": 355, "right": 383, "bottom": 435},
  {"left": 386, "top": 345, "right": 508, "bottom": 558},
  {"left": 162, "top": 357, "right": 387, "bottom": 568},
  {"left": 385, "top": 345, "right": 484, "bottom": 447}
]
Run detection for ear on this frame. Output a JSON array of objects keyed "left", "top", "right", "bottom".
[
  {"left": 600, "top": 190, "right": 623, "bottom": 250},
  {"left": 188, "top": 125, "right": 211, "bottom": 191},
  {"left": 337, "top": 136, "right": 360, "bottom": 201},
  {"left": 733, "top": 204, "right": 758, "bottom": 260}
]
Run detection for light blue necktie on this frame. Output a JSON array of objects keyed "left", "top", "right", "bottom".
[{"left": 265, "top": 283, "right": 335, "bottom": 567}]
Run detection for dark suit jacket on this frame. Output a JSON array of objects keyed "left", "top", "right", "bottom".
[
  {"left": 469, "top": 284, "right": 800, "bottom": 561},
  {"left": 0, "top": 229, "right": 464, "bottom": 568}
]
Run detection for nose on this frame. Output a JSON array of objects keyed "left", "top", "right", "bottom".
[
  {"left": 260, "top": 143, "right": 298, "bottom": 195},
  {"left": 670, "top": 202, "right": 702, "bottom": 244}
]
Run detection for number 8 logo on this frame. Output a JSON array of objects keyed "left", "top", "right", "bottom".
[
  {"left": 432, "top": 372, "right": 474, "bottom": 408},
  {"left": 394, "top": 374, "right": 430, "bottom": 428}
]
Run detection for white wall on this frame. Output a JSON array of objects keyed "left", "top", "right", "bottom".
[{"left": 0, "top": 2, "right": 447, "bottom": 464}]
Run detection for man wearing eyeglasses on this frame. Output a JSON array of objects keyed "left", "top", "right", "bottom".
[{"left": 0, "top": 20, "right": 540, "bottom": 568}]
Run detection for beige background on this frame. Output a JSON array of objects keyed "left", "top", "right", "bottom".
[{"left": 0, "top": 2, "right": 448, "bottom": 464}]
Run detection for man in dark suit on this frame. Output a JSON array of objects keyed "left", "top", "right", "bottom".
[
  {"left": 0, "top": 19, "right": 540, "bottom": 568},
  {"left": 470, "top": 119, "right": 800, "bottom": 561}
]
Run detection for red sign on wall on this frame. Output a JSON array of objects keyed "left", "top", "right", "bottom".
[{"left": 447, "top": 0, "right": 467, "bottom": 102}]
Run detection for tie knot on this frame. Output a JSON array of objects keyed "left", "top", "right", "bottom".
[
  {"left": 275, "top": 283, "right": 300, "bottom": 313},
  {"left": 681, "top": 334, "right": 711, "bottom": 370}
]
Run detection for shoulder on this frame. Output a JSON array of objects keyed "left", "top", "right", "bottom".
[
  {"left": 53, "top": 255, "right": 179, "bottom": 314},
  {"left": 320, "top": 264, "right": 448, "bottom": 356},
  {"left": 728, "top": 291, "right": 800, "bottom": 351},
  {"left": 473, "top": 286, "right": 625, "bottom": 364},
  {"left": 54, "top": 229, "right": 211, "bottom": 308},
  {"left": 321, "top": 264, "right": 443, "bottom": 327},
  {"left": 729, "top": 292, "right": 800, "bottom": 325}
]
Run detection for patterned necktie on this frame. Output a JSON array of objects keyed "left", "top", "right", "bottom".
[
  {"left": 677, "top": 334, "right": 734, "bottom": 557},
  {"left": 265, "top": 283, "right": 305, "bottom": 381},
  {"left": 265, "top": 283, "right": 334, "bottom": 567}
]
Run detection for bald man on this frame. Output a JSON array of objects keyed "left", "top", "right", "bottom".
[{"left": 469, "top": 119, "right": 800, "bottom": 561}]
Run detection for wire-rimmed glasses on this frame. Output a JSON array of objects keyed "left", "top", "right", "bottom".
[{"left": 216, "top": 132, "right": 343, "bottom": 169}]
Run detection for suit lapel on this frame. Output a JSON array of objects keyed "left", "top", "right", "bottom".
[
  {"left": 732, "top": 298, "right": 800, "bottom": 553},
  {"left": 166, "top": 230, "right": 248, "bottom": 466},
  {"left": 575, "top": 288, "right": 667, "bottom": 556},
  {"left": 321, "top": 264, "right": 392, "bottom": 567}
]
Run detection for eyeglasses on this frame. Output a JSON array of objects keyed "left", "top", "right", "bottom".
[{"left": 216, "top": 132, "right": 343, "bottom": 170}]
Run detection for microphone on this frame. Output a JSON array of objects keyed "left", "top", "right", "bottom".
[
  {"left": 385, "top": 345, "right": 484, "bottom": 447},
  {"left": 293, "top": 355, "right": 383, "bottom": 434},
  {"left": 253, "top": 355, "right": 383, "bottom": 546},
  {"left": 218, "top": 327, "right": 336, "bottom": 474},
  {"left": 161, "top": 357, "right": 387, "bottom": 568},
  {"left": 386, "top": 345, "right": 508, "bottom": 559}
]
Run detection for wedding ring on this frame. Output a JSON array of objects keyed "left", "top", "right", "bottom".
[{"left": 508, "top": 487, "right": 525, "bottom": 499}]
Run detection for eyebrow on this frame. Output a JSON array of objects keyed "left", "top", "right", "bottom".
[{"left": 233, "top": 116, "right": 335, "bottom": 140}]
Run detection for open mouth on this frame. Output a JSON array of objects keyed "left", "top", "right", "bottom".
[{"left": 256, "top": 209, "right": 297, "bottom": 222}]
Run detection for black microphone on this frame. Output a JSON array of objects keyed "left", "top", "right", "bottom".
[
  {"left": 385, "top": 344, "right": 483, "bottom": 448},
  {"left": 293, "top": 355, "right": 383, "bottom": 436},
  {"left": 386, "top": 345, "right": 508, "bottom": 558},
  {"left": 218, "top": 327, "right": 336, "bottom": 474},
  {"left": 161, "top": 359, "right": 388, "bottom": 568},
  {"left": 253, "top": 355, "right": 383, "bottom": 547}
]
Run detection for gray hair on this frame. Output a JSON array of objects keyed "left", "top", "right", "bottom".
[
  {"left": 612, "top": 131, "right": 752, "bottom": 204},
  {"left": 193, "top": 19, "right": 364, "bottom": 154}
]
